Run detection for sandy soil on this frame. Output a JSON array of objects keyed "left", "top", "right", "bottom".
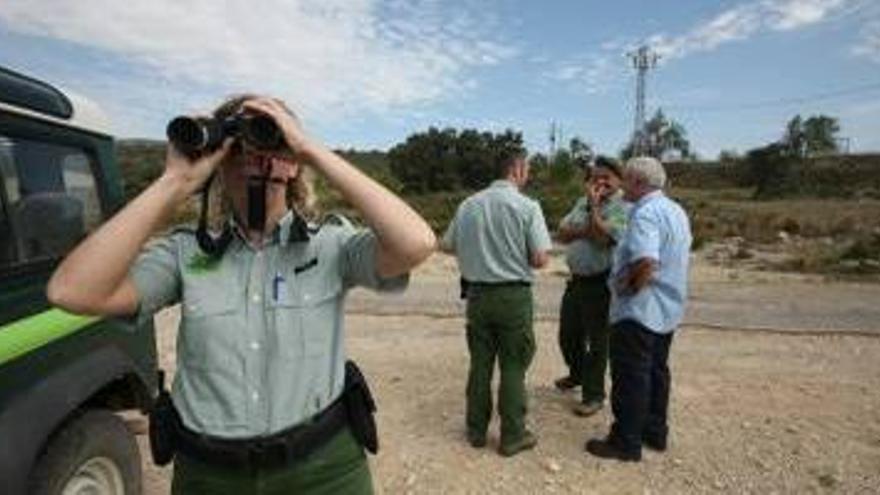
[{"left": 137, "top": 253, "right": 880, "bottom": 494}]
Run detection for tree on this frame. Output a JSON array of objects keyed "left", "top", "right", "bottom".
[
  {"left": 747, "top": 142, "right": 797, "bottom": 199},
  {"left": 528, "top": 152, "right": 549, "bottom": 168},
  {"left": 388, "top": 127, "right": 525, "bottom": 193},
  {"left": 782, "top": 114, "right": 840, "bottom": 157},
  {"left": 783, "top": 115, "right": 806, "bottom": 157},
  {"left": 803, "top": 115, "right": 840, "bottom": 156},
  {"left": 568, "top": 137, "right": 594, "bottom": 169},
  {"left": 718, "top": 149, "right": 740, "bottom": 162},
  {"left": 621, "top": 109, "right": 691, "bottom": 160}
]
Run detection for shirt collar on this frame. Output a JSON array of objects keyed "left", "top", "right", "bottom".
[
  {"left": 229, "top": 210, "right": 295, "bottom": 249},
  {"left": 634, "top": 189, "right": 663, "bottom": 208},
  {"left": 275, "top": 210, "right": 296, "bottom": 247},
  {"left": 490, "top": 179, "right": 517, "bottom": 189}
]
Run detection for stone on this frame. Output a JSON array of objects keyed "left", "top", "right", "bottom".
[{"left": 543, "top": 458, "right": 562, "bottom": 473}]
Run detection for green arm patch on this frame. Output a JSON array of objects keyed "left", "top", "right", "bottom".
[{"left": 186, "top": 252, "right": 222, "bottom": 274}]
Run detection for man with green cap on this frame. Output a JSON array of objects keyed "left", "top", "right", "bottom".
[
  {"left": 441, "top": 148, "right": 552, "bottom": 457},
  {"left": 555, "top": 156, "right": 628, "bottom": 417}
]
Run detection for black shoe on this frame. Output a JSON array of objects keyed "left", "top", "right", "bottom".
[
  {"left": 642, "top": 434, "right": 667, "bottom": 452},
  {"left": 585, "top": 437, "right": 641, "bottom": 462},
  {"left": 572, "top": 399, "right": 604, "bottom": 417},
  {"left": 467, "top": 431, "right": 487, "bottom": 448},
  {"left": 554, "top": 376, "right": 580, "bottom": 391},
  {"left": 499, "top": 430, "right": 538, "bottom": 457}
]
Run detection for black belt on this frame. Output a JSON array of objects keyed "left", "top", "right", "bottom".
[
  {"left": 467, "top": 280, "right": 531, "bottom": 288},
  {"left": 570, "top": 270, "right": 610, "bottom": 284},
  {"left": 176, "top": 397, "right": 348, "bottom": 470}
]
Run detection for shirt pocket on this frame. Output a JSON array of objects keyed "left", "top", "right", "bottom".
[
  {"left": 272, "top": 265, "right": 342, "bottom": 358},
  {"left": 179, "top": 279, "right": 239, "bottom": 370}
]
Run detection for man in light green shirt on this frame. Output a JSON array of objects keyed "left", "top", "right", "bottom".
[
  {"left": 441, "top": 149, "right": 552, "bottom": 457},
  {"left": 555, "top": 156, "right": 628, "bottom": 417}
]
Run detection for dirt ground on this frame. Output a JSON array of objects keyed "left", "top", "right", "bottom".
[{"left": 137, "top": 252, "right": 880, "bottom": 494}]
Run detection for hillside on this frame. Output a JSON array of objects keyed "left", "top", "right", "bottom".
[{"left": 115, "top": 142, "right": 880, "bottom": 277}]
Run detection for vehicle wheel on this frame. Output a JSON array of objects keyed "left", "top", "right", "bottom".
[{"left": 29, "top": 409, "right": 142, "bottom": 495}]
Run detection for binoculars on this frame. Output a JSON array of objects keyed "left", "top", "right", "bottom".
[{"left": 166, "top": 113, "right": 285, "bottom": 156}]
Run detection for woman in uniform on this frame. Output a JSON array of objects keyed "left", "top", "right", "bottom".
[{"left": 48, "top": 95, "right": 436, "bottom": 494}]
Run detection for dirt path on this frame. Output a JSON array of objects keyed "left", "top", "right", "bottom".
[
  {"left": 139, "top": 254, "right": 880, "bottom": 494},
  {"left": 346, "top": 252, "right": 880, "bottom": 335}
]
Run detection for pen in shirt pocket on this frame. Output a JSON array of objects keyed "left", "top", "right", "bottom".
[{"left": 272, "top": 272, "right": 287, "bottom": 302}]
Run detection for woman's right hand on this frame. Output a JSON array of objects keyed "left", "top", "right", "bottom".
[{"left": 162, "top": 138, "right": 233, "bottom": 202}]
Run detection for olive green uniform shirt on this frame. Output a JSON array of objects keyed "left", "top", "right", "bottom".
[
  {"left": 130, "top": 211, "right": 408, "bottom": 439},
  {"left": 559, "top": 192, "right": 629, "bottom": 276},
  {"left": 441, "top": 180, "right": 552, "bottom": 282}
]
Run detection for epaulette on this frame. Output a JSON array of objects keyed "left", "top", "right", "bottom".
[
  {"left": 168, "top": 224, "right": 198, "bottom": 236},
  {"left": 319, "top": 212, "right": 354, "bottom": 229}
]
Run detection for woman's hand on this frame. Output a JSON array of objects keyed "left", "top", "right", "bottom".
[
  {"left": 241, "top": 98, "right": 314, "bottom": 161},
  {"left": 162, "top": 137, "right": 233, "bottom": 203}
]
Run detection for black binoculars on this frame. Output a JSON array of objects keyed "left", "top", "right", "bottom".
[{"left": 166, "top": 113, "right": 285, "bottom": 156}]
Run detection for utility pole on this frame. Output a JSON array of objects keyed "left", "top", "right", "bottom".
[
  {"left": 549, "top": 120, "right": 557, "bottom": 157},
  {"left": 628, "top": 45, "right": 660, "bottom": 156}
]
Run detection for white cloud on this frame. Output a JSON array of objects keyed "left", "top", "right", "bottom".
[
  {"left": 767, "top": 0, "right": 847, "bottom": 31},
  {"left": 543, "top": 0, "right": 858, "bottom": 96},
  {"left": 0, "top": 0, "right": 516, "bottom": 127},
  {"left": 853, "top": 20, "right": 880, "bottom": 62},
  {"left": 544, "top": 38, "right": 632, "bottom": 95},
  {"left": 654, "top": 0, "right": 851, "bottom": 60}
]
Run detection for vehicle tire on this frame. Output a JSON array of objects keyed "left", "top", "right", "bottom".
[{"left": 29, "top": 409, "right": 142, "bottom": 495}]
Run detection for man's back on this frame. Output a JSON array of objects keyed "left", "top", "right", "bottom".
[{"left": 443, "top": 180, "right": 551, "bottom": 283}]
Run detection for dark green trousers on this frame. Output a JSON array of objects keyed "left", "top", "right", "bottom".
[
  {"left": 171, "top": 427, "right": 373, "bottom": 495},
  {"left": 465, "top": 285, "right": 536, "bottom": 447},
  {"left": 557, "top": 275, "right": 611, "bottom": 403}
]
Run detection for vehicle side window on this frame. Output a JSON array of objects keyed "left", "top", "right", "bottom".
[{"left": 0, "top": 135, "right": 102, "bottom": 269}]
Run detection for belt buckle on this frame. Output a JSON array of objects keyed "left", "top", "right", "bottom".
[{"left": 248, "top": 441, "right": 273, "bottom": 467}]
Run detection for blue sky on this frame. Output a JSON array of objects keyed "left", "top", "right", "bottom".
[{"left": 1, "top": 0, "right": 879, "bottom": 158}]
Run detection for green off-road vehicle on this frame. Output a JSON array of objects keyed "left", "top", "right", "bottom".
[{"left": 0, "top": 66, "right": 157, "bottom": 495}]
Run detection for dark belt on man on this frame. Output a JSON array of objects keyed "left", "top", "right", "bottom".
[
  {"left": 460, "top": 278, "right": 531, "bottom": 299},
  {"left": 175, "top": 396, "right": 348, "bottom": 470},
  {"left": 570, "top": 270, "right": 610, "bottom": 284}
]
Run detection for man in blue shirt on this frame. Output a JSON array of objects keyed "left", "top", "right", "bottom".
[{"left": 585, "top": 156, "right": 692, "bottom": 462}]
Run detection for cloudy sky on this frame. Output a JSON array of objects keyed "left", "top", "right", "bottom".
[{"left": 2, "top": 0, "right": 879, "bottom": 157}]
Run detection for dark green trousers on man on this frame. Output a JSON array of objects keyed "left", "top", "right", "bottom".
[
  {"left": 171, "top": 428, "right": 373, "bottom": 495},
  {"left": 465, "top": 284, "right": 536, "bottom": 449},
  {"left": 558, "top": 273, "right": 611, "bottom": 404}
]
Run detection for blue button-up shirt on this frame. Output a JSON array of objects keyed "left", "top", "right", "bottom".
[{"left": 609, "top": 191, "right": 692, "bottom": 334}]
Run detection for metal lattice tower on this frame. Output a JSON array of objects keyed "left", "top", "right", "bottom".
[{"left": 628, "top": 45, "right": 660, "bottom": 155}]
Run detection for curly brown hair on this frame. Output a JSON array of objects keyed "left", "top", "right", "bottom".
[{"left": 204, "top": 94, "right": 317, "bottom": 228}]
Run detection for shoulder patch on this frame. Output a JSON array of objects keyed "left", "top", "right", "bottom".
[
  {"left": 168, "top": 224, "right": 198, "bottom": 236},
  {"left": 320, "top": 212, "right": 354, "bottom": 229}
]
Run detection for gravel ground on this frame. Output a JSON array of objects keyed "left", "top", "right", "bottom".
[{"left": 137, "top": 253, "right": 880, "bottom": 494}]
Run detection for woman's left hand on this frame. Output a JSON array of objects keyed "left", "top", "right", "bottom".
[{"left": 241, "top": 98, "right": 314, "bottom": 160}]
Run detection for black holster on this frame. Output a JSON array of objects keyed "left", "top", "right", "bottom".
[
  {"left": 148, "top": 370, "right": 180, "bottom": 466},
  {"left": 343, "top": 360, "right": 379, "bottom": 454}
]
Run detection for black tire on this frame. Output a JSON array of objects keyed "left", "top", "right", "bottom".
[{"left": 29, "top": 409, "right": 142, "bottom": 495}]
